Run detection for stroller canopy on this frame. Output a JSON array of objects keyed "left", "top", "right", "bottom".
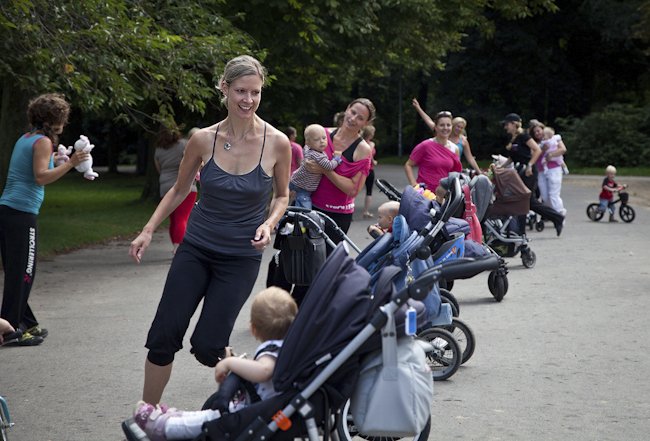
[{"left": 273, "top": 243, "right": 374, "bottom": 393}]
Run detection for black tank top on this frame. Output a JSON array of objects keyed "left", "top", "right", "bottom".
[
  {"left": 183, "top": 124, "right": 272, "bottom": 256},
  {"left": 330, "top": 129, "right": 363, "bottom": 161}
]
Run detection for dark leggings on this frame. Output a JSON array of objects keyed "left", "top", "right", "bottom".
[
  {"left": 516, "top": 166, "right": 564, "bottom": 234},
  {"left": 0, "top": 206, "right": 39, "bottom": 330},
  {"left": 365, "top": 169, "right": 375, "bottom": 196},
  {"left": 145, "top": 241, "right": 261, "bottom": 367}
]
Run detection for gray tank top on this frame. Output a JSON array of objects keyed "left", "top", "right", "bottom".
[{"left": 183, "top": 124, "right": 272, "bottom": 256}]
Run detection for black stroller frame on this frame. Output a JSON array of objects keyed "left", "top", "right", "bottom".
[{"left": 478, "top": 166, "right": 537, "bottom": 269}]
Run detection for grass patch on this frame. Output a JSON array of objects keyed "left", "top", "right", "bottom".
[{"left": 38, "top": 172, "right": 162, "bottom": 258}]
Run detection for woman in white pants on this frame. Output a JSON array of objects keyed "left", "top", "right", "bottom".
[{"left": 529, "top": 121, "right": 567, "bottom": 216}]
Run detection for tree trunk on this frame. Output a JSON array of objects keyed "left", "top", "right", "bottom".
[
  {"left": 413, "top": 74, "right": 430, "bottom": 147},
  {"left": 140, "top": 137, "right": 159, "bottom": 201},
  {"left": 104, "top": 126, "right": 120, "bottom": 174},
  {"left": 0, "top": 82, "right": 28, "bottom": 191}
]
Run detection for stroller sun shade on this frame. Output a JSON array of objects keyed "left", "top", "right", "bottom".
[{"left": 489, "top": 167, "right": 531, "bottom": 216}]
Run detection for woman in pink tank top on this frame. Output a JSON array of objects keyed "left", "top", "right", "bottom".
[{"left": 308, "top": 98, "right": 375, "bottom": 236}]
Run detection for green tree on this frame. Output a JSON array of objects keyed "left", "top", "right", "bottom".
[{"left": 0, "top": 0, "right": 256, "bottom": 192}]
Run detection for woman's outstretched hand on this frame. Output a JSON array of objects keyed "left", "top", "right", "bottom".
[{"left": 129, "top": 230, "right": 153, "bottom": 263}]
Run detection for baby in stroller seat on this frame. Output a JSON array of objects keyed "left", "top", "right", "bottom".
[
  {"left": 367, "top": 200, "right": 400, "bottom": 238},
  {"left": 125, "top": 287, "right": 298, "bottom": 441}
]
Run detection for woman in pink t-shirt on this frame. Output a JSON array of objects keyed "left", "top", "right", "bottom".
[
  {"left": 404, "top": 108, "right": 462, "bottom": 191},
  {"left": 307, "top": 98, "right": 374, "bottom": 238}
]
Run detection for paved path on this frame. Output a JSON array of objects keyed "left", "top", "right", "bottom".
[{"left": 1, "top": 166, "right": 649, "bottom": 440}]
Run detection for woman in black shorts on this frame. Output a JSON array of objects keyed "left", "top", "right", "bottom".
[{"left": 129, "top": 55, "right": 290, "bottom": 404}]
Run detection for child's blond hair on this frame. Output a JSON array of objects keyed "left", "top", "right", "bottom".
[
  {"left": 605, "top": 165, "right": 617, "bottom": 174},
  {"left": 304, "top": 124, "right": 325, "bottom": 146},
  {"left": 251, "top": 287, "right": 298, "bottom": 341},
  {"left": 378, "top": 200, "right": 400, "bottom": 217},
  {"left": 542, "top": 126, "right": 555, "bottom": 139}
]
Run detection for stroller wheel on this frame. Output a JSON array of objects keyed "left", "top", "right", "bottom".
[
  {"left": 439, "top": 278, "right": 454, "bottom": 292},
  {"left": 535, "top": 221, "right": 545, "bottom": 232},
  {"left": 440, "top": 288, "right": 460, "bottom": 317},
  {"left": 586, "top": 203, "right": 604, "bottom": 221},
  {"left": 521, "top": 248, "right": 536, "bottom": 269},
  {"left": 620, "top": 204, "right": 635, "bottom": 223},
  {"left": 337, "top": 399, "right": 432, "bottom": 441},
  {"left": 488, "top": 271, "right": 508, "bottom": 302},
  {"left": 417, "top": 328, "right": 461, "bottom": 381},
  {"left": 443, "top": 318, "right": 476, "bottom": 364}
]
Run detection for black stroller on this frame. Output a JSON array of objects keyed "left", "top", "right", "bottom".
[
  {"left": 122, "top": 243, "right": 499, "bottom": 441},
  {"left": 481, "top": 167, "right": 537, "bottom": 269}
]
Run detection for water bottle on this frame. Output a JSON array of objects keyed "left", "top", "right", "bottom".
[{"left": 405, "top": 306, "right": 417, "bottom": 336}]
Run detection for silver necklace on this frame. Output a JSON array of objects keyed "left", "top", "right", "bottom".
[{"left": 223, "top": 123, "right": 254, "bottom": 151}]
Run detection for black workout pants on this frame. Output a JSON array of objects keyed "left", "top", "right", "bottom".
[
  {"left": 145, "top": 241, "right": 261, "bottom": 367},
  {"left": 0, "top": 205, "right": 39, "bottom": 330},
  {"left": 517, "top": 166, "right": 564, "bottom": 234}
]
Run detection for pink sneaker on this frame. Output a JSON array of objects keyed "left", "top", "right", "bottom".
[{"left": 133, "top": 401, "right": 179, "bottom": 441}]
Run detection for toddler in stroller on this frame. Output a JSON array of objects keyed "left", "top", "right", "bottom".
[{"left": 124, "top": 287, "right": 298, "bottom": 441}]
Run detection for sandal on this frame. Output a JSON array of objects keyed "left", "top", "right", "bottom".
[{"left": 363, "top": 212, "right": 374, "bottom": 219}]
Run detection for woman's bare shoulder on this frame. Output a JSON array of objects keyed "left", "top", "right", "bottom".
[
  {"left": 263, "top": 122, "right": 291, "bottom": 152},
  {"left": 355, "top": 139, "right": 372, "bottom": 160}
]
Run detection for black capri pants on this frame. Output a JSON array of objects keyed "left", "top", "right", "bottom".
[
  {"left": 365, "top": 169, "right": 375, "bottom": 196},
  {"left": 145, "top": 241, "right": 261, "bottom": 367}
]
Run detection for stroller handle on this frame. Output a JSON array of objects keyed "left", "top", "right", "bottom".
[{"left": 414, "top": 175, "right": 463, "bottom": 260}]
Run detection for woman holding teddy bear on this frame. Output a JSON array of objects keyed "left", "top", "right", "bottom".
[{"left": 0, "top": 93, "right": 90, "bottom": 346}]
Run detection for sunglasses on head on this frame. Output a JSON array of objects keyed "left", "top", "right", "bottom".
[{"left": 436, "top": 111, "right": 452, "bottom": 118}]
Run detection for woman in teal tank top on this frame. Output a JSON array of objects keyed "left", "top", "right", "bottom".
[{"left": 0, "top": 93, "right": 90, "bottom": 346}]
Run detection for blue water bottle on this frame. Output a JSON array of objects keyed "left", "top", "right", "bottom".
[{"left": 405, "top": 306, "right": 417, "bottom": 336}]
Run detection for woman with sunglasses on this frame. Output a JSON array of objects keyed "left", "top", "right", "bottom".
[{"left": 405, "top": 101, "right": 462, "bottom": 191}]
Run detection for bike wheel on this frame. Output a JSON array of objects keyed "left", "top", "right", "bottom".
[
  {"left": 586, "top": 203, "right": 603, "bottom": 221},
  {"left": 336, "top": 399, "right": 431, "bottom": 441},
  {"left": 443, "top": 318, "right": 476, "bottom": 364},
  {"left": 0, "top": 397, "right": 11, "bottom": 441},
  {"left": 417, "top": 328, "right": 461, "bottom": 381},
  {"left": 619, "top": 205, "right": 635, "bottom": 223},
  {"left": 440, "top": 288, "right": 460, "bottom": 317}
]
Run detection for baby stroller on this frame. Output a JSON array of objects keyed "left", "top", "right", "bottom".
[
  {"left": 481, "top": 167, "right": 537, "bottom": 269},
  {"left": 123, "top": 242, "right": 499, "bottom": 441},
  {"left": 359, "top": 176, "right": 500, "bottom": 377},
  {"left": 376, "top": 175, "right": 510, "bottom": 302}
]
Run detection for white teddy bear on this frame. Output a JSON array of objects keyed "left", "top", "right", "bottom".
[
  {"left": 73, "top": 135, "right": 99, "bottom": 180},
  {"left": 54, "top": 144, "right": 73, "bottom": 167}
]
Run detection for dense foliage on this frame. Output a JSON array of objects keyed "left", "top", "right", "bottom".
[
  {"left": 557, "top": 103, "right": 650, "bottom": 167},
  {"left": 1, "top": 0, "right": 648, "bottom": 188}
]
